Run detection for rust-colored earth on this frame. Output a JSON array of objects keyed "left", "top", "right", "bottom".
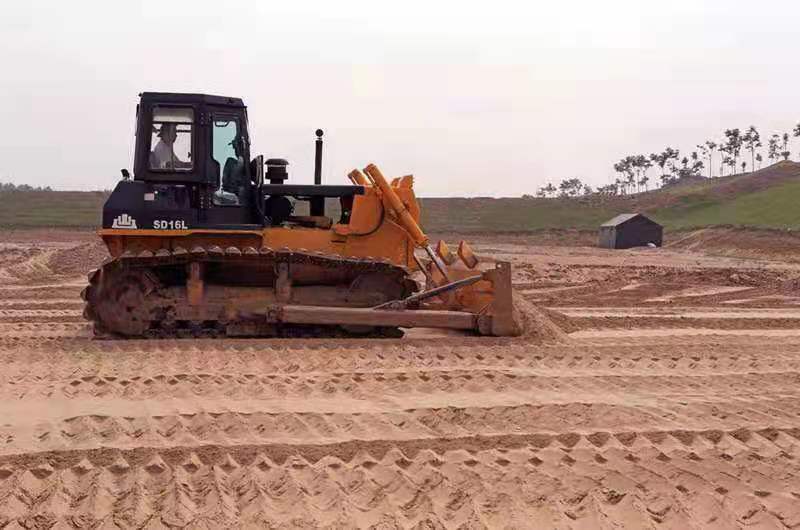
[{"left": 1, "top": 229, "right": 799, "bottom": 528}]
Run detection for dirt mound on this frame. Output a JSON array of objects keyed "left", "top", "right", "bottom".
[
  {"left": 47, "top": 241, "right": 108, "bottom": 276},
  {"left": 0, "top": 241, "right": 107, "bottom": 284},
  {"left": 667, "top": 226, "right": 800, "bottom": 262},
  {"left": 0, "top": 246, "right": 55, "bottom": 284},
  {"left": 515, "top": 296, "right": 566, "bottom": 342}
]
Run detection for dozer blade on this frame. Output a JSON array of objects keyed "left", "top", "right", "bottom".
[{"left": 480, "top": 261, "right": 520, "bottom": 336}]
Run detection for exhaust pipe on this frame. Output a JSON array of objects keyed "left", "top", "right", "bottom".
[{"left": 311, "top": 129, "right": 324, "bottom": 216}]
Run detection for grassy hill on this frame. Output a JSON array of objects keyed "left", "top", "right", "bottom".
[
  {"left": 2, "top": 161, "right": 800, "bottom": 232},
  {"left": 648, "top": 162, "right": 800, "bottom": 229},
  {"left": 651, "top": 179, "right": 800, "bottom": 229},
  {"left": 424, "top": 161, "right": 800, "bottom": 232}
]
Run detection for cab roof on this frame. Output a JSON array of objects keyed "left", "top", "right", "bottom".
[{"left": 139, "top": 92, "right": 245, "bottom": 108}]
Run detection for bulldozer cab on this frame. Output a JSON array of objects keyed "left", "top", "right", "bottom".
[
  {"left": 113, "top": 92, "right": 263, "bottom": 227},
  {"left": 107, "top": 92, "right": 365, "bottom": 230},
  {"left": 100, "top": 92, "right": 256, "bottom": 229},
  {"left": 134, "top": 92, "right": 251, "bottom": 193}
]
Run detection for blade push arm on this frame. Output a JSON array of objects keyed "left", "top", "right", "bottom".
[{"left": 361, "top": 164, "right": 450, "bottom": 281}]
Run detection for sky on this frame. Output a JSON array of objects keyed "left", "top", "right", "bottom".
[{"left": 1, "top": 0, "right": 799, "bottom": 196}]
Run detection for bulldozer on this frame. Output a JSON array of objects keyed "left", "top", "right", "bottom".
[{"left": 82, "top": 92, "right": 522, "bottom": 338}]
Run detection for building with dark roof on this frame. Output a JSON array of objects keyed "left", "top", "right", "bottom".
[{"left": 598, "top": 213, "right": 663, "bottom": 249}]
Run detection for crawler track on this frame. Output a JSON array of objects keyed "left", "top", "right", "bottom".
[{"left": 82, "top": 246, "right": 414, "bottom": 338}]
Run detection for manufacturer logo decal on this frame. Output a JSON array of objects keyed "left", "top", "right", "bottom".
[{"left": 112, "top": 213, "right": 138, "bottom": 229}]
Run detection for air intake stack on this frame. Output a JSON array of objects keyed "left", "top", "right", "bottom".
[{"left": 265, "top": 158, "right": 289, "bottom": 184}]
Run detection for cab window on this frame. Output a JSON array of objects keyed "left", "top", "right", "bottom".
[
  {"left": 149, "top": 107, "right": 193, "bottom": 171},
  {"left": 212, "top": 118, "right": 244, "bottom": 205}
]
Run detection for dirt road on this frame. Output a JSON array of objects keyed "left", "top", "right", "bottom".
[{"left": 0, "top": 230, "right": 799, "bottom": 528}]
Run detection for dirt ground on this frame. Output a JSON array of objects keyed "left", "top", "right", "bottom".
[{"left": 1, "top": 229, "right": 800, "bottom": 528}]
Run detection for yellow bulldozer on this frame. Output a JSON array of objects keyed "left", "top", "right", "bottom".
[{"left": 82, "top": 92, "right": 521, "bottom": 338}]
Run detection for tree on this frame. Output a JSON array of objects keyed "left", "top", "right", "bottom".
[
  {"left": 742, "top": 126, "right": 761, "bottom": 172},
  {"left": 625, "top": 161, "right": 636, "bottom": 193},
  {"left": 614, "top": 157, "right": 637, "bottom": 194},
  {"left": 649, "top": 152, "right": 668, "bottom": 187},
  {"left": 782, "top": 132, "right": 791, "bottom": 161},
  {"left": 741, "top": 160, "right": 746, "bottom": 173},
  {"left": 718, "top": 142, "right": 731, "bottom": 177},
  {"left": 756, "top": 152, "right": 763, "bottom": 169},
  {"left": 793, "top": 123, "right": 800, "bottom": 160},
  {"left": 768, "top": 134, "right": 780, "bottom": 163},
  {"left": 665, "top": 147, "right": 681, "bottom": 176},
  {"left": 558, "top": 178, "right": 584, "bottom": 197},
  {"left": 689, "top": 151, "right": 704, "bottom": 176},
  {"left": 613, "top": 160, "right": 628, "bottom": 194},
  {"left": 638, "top": 163, "right": 650, "bottom": 191},
  {"left": 545, "top": 183, "right": 556, "bottom": 197},
  {"left": 725, "top": 155, "right": 736, "bottom": 174},
  {"left": 628, "top": 156, "right": 640, "bottom": 193},
  {"left": 693, "top": 158, "right": 705, "bottom": 175},
  {"left": 597, "top": 183, "right": 618, "bottom": 196},
  {"left": 704, "top": 141, "right": 717, "bottom": 178},
  {"left": 638, "top": 155, "right": 652, "bottom": 191},
  {"left": 674, "top": 152, "right": 703, "bottom": 179},
  {"left": 650, "top": 148, "right": 679, "bottom": 188},
  {"left": 723, "top": 128, "right": 743, "bottom": 174},
  {"left": 697, "top": 143, "right": 715, "bottom": 178},
  {"left": 621, "top": 154, "right": 652, "bottom": 193}
]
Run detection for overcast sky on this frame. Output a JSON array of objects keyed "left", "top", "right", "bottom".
[{"left": 1, "top": 0, "right": 799, "bottom": 196}]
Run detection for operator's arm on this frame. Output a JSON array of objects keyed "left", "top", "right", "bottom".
[{"left": 166, "top": 150, "right": 192, "bottom": 169}]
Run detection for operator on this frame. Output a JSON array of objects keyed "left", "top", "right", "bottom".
[
  {"left": 151, "top": 123, "right": 191, "bottom": 170},
  {"left": 222, "top": 137, "right": 246, "bottom": 194}
]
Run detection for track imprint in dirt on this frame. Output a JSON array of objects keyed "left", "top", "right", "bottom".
[{"left": 1, "top": 231, "right": 800, "bottom": 527}]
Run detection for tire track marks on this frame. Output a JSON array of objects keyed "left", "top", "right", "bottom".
[{"left": 0, "top": 433, "right": 798, "bottom": 528}]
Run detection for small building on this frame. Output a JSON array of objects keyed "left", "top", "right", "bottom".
[{"left": 598, "top": 213, "right": 663, "bottom": 249}]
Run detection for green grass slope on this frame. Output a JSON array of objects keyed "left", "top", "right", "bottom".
[
  {"left": 422, "top": 161, "right": 800, "bottom": 232},
  {"left": 647, "top": 162, "right": 800, "bottom": 229},
  {"left": 650, "top": 178, "right": 800, "bottom": 229},
  {"left": 1, "top": 161, "right": 798, "bottom": 231}
]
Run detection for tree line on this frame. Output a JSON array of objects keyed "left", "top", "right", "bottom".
[
  {"left": 532, "top": 124, "right": 800, "bottom": 198},
  {"left": 0, "top": 182, "right": 53, "bottom": 192}
]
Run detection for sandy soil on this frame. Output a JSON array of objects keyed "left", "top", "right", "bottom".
[{"left": 1, "top": 229, "right": 800, "bottom": 528}]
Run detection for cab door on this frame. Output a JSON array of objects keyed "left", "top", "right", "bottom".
[{"left": 201, "top": 108, "right": 256, "bottom": 226}]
